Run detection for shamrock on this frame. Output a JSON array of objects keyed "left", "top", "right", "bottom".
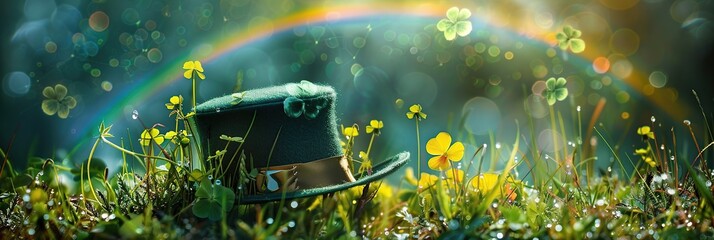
[
  {"left": 41, "top": 84, "right": 77, "bottom": 119},
  {"left": 556, "top": 25, "right": 586, "bottom": 53},
  {"left": 283, "top": 80, "right": 328, "bottom": 119},
  {"left": 286, "top": 80, "right": 317, "bottom": 97},
  {"left": 544, "top": 77, "right": 568, "bottom": 105},
  {"left": 436, "top": 7, "right": 473, "bottom": 41},
  {"left": 426, "top": 132, "right": 465, "bottom": 170},
  {"left": 139, "top": 128, "right": 164, "bottom": 147},
  {"left": 192, "top": 178, "right": 235, "bottom": 221},
  {"left": 283, "top": 97, "right": 327, "bottom": 119},
  {"left": 406, "top": 104, "right": 427, "bottom": 120},
  {"left": 366, "top": 120, "right": 384, "bottom": 135}
]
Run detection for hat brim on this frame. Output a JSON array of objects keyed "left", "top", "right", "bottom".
[{"left": 238, "top": 151, "right": 410, "bottom": 204}]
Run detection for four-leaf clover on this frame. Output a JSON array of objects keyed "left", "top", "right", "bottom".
[
  {"left": 41, "top": 84, "right": 77, "bottom": 119},
  {"left": 426, "top": 132, "right": 465, "bottom": 170},
  {"left": 544, "top": 77, "right": 568, "bottom": 105},
  {"left": 436, "top": 7, "right": 473, "bottom": 41},
  {"left": 556, "top": 25, "right": 586, "bottom": 53}
]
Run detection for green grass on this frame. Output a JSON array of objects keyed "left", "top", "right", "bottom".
[{"left": 2, "top": 69, "right": 714, "bottom": 239}]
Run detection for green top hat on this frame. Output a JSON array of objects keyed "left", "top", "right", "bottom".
[{"left": 192, "top": 80, "right": 409, "bottom": 204}]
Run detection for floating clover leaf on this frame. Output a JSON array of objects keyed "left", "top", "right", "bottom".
[
  {"left": 556, "top": 25, "right": 586, "bottom": 53},
  {"left": 545, "top": 77, "right": 568, "bottom": 105},
  {"left": 183, "top": 61, "right": 205, "bottom": 80},
  {"left": 139, "top": 128, "right": 164, "bottom": 147},
  {"left": 192, "top": 178, "right": 235, "bottom": 221},
  {"left": 426, "top": 132, "right": 464, "bottom": 170},
  {"left": 436, "top": 7, "right": 472, "bottom": 41},
  {"left": 366, "top": 120, "right": 384, "bottom": 135},
  {"left": 406, "top": 104, "right": 427, "bottom": 120},
  {"left": 42, "top": 84, "right": 77, "bottom": 119},
  {"left": 282, "top": 96, "right": 327, "bottom": 119}
]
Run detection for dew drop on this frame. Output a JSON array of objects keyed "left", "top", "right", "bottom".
[
  {"left": 131, "top": 110, "right": 139, "bottom": 119},
  {"left": 266, "top": 218, "right": 274, "bottom": 224},
  {"left": 651, "top": 116, "right": 656, "bottom": 122},
  {"left": 683, "top": 120, "right": 691, "bottom": 126},
  {"left": 577, "top": 106, "right": 581, "bottom": 112},
  {"left": 215, "top": 179, "right": 221, "bottom": 185},
  {"left": 290, "top": 201, "right": 298, "bottom": 208}
]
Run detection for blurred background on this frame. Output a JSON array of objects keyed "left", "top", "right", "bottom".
[{"left": 1, "top": 0, "right": 714, "bottom": 179}]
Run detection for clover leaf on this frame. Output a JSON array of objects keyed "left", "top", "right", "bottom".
[
  {"left": 556, "top": 25, "right": 586, "bottom": 53},
  {"left": 436, "top": 7, "right": 472, "bottom": 41},
  {"left": 544, "top": 77, "right": 568, "bottom": 105},
  {"left": 192, "top": 178, "right": 235, "bottom": 221}
]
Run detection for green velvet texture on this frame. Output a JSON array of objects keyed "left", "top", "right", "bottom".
[
  {"left": 194, "top": 82, "right": 342, "bottom": 169},
  {"left": 239, "top": 152, "right": 410, "bottom": 204}
]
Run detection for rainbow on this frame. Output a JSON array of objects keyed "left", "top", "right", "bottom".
[{"left": 73, "top": 2, "right": 688, "bottom": 140}]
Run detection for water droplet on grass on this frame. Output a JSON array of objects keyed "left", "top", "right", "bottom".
[
  {"left": 131, "top": 110, "right": 139, "bottom": 119},
  {"left": 290, "top": 201, "right": 298, "bottom": 208}
]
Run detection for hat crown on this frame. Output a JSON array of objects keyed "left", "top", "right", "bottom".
[{"left": 194, "top": 81, "right": 343, "bottom": 169}]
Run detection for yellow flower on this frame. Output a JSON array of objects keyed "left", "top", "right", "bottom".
[
  {"left": 418, "top": 173, "right": 439, "bottom": 190},
  {"left": 366, "top": 120, "right": 384, "bottom": 135},
  {"left": 637, "top": 126, "right": 654, "bottom": 140},
  {"left": 406, "top": 104, "right": 427, "bottom": 120},
  {"left": 140, "top": 128, "right": 164, "bottom": 147},
  {"left": 635, "top": 146, "right": 651, "bottom": 155},
  {"left": 470, "top": 173, "right": 517, "bottom": 200},
  {"left": 404, "top": 167, "right": 418, "bottom": 186},
  {"left": 165, "top": 95, "right": 183, "bottom": 110},
  {"left": 445, "top": 169, "right": 465, "bottom": 183},
  {"left": 342, "top": 125, "right": 359, "bottom": 138},
  {"left": 644, "top": 156, "right": 657, "bottom": 168},
  {"left": 183, "top": 60, "right": 205, "bottom": 80},
  {"left": 358, "top": 151, "right": 372, "bottom": 174},
  {"left": 426, "top": 132, "right": 465, "bottom": 171},
  {"left": 41, "top": 84, "right": 77, "bottom": 119}
]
